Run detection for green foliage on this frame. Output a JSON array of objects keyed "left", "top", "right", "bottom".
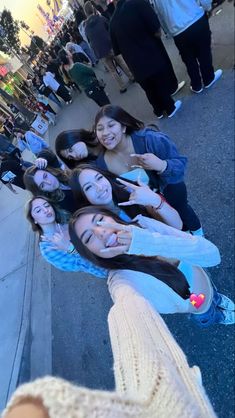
[{"left": 0, "top": 9, "right": 21, "bottom": 56}]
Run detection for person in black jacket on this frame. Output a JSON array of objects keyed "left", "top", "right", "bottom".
[{"left": 110, "top": 0, "right": 185, "bottom": 118}]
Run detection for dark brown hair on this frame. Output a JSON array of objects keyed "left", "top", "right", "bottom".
[
  {"left": 25, "top": 195, "right": 71, "bottom": 236},
  {"left": 94, "top": 105, "right": 144, "bottom": 136},
  {"left": 55, "top": 129, "right": 98, "bottom": 169},
  {"left": 69, "top": 206, "right": 191, "bottom": 300},
  {"left": 23, "top": 165, "right": 70, "bottom": 201},
  {"left": 69, "top": 163, "right": 149, "bottom": 219}
]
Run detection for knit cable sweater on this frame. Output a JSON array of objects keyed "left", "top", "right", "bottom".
[{"left": 3, "top": 289, "right": 216, "bottom": 418}]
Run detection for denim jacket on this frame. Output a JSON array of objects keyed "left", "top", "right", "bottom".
[
  {"left": 96, "top": 128, "right": 187, "bottom": 191},
  {"left": 150, "top": 0, "right": 212, "bottom": 37}
]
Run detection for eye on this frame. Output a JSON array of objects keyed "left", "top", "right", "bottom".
[
  {"left": 97, "top": 175, "right": 103, "bottom": 181},
  {"left": 97, "top": 215, "right": 104, "bottom": 223},
  {"left": 84, "top": 232, "right": 93, "bottom": 244},
  {"left": 84, "top": 185, "right": 92, "bottom": 192}
]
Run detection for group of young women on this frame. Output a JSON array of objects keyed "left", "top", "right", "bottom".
[{"left": 23, "top": 104, "right": 234, "bottom": 327}]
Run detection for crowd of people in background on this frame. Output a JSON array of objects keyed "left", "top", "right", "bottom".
[{"left": 1, "top": 0, "right": 234, "bottom": 415}]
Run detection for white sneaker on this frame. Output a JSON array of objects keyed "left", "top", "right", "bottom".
[
  {"left": 219, "top": 309, "right": 235, "bottom": 325},
  {"left": 168, "top": 100, "right": 182, "bottom": 118},
  {"left": 171, "top": 81, "right": 185, "bottom": 96},
  {"left": 218, "top": 293, "right": 235, "bottom": 311},
  {"left": 205, "top": 69, "right": 223, "bottom": 88},
  {"left": 190, "top": 86, "right": 203, "bottom": 94}
]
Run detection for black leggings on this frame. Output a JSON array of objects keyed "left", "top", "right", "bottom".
[
  {"left": 163, "top": 182, "right": 201, "bottom": 231},
  {"left": 85, "top": 82, "right": 110, "bottom": 107}
]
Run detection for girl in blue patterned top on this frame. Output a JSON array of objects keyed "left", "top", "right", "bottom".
[{"left": 25, "top": 196, "right": 108, "bottom": 278}]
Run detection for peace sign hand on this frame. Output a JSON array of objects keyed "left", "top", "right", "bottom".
[
  {"left": 116, "top": 177, "right": 162, "bottom": 207},
  {"left": 41, "top": 224, "right": 71, "bottom": 251}
]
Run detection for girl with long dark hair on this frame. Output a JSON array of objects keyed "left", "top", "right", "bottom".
[
  {"left": 69, "top": 164, "right": 183, "bottom": 229},
  {"left": 69, "top": 206, "right": 235, "bottom": 327},
  {"left": 94, "top": 104, "right": 202, "bottom": 235},
  {"left": 55, "top": 129, "right": 100, "bottom": 169}
]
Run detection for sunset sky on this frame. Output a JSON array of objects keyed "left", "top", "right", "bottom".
[{"left": 0, "top": 0, "right": 54, "bottom": 46}]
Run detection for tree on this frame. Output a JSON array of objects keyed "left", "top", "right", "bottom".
[{"left": 0, "top": 9, "right": 21, "bottom": 56}]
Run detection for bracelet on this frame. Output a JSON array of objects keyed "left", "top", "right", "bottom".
[
  {"left": 154, "top": 195, "right": 165, "bottom": 211},
  {"left": 67, "top": 243, "right": 75, "bottom": 254}
]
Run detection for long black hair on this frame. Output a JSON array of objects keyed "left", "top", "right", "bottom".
[
  {"left": 69, "top": 206, "right": 191, "bottom": 300},
  {"left": 55, "top": 129, "right": 98, "bottom": 169},
  {"left": 94, "top": 105, "right": 144, "bottom": 135},
  {"left": 69, "top": 163, "right": 150, "bottom": 219}
]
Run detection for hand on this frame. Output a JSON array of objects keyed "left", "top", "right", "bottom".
[
  {"left": 34, "top": 158, "right": 48, "bottom": 169},
  {"left": 132, "top": 215, "right": 162, "bottom": 232},
  {"left": 41, "top": 225, "right": 70, "bottom": 251},
  {"left": 116, "top": 177, "right": 162, "bottom": 207},
  {"left": 130, "top": 153, "right": 167, "bottom": 172},
  {"left": 97, "top": 220, "right": 132, "bottom": 256}
]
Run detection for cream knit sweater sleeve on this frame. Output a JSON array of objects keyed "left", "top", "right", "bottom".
[
  {"left": 127, "top": 225, "right": 221, "bottom": 267},
  {"left": 3, "top": 289, "right": 216, "bottom": 418}
]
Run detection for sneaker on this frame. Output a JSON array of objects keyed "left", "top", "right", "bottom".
[
  {"left": 219, "top": 309, "right": 235, "bottom": 325},
  {"left": 153, "top": 110, "right": 164, "bottom": 119},
  {"left": 190, "top": 86, "right": 203, "bottom": 94},
  {"left": 218, "top": 293, "right": 235, "bottom": 311},
  {"left": 120, "top": 88, "right": 127, "bottom": 94},
  {"left": 205, "top": 69, "right": 223, "bottom": 89},
  {"left": 168, "top": 100, "right": 182, "bottom": 118},
  {"left": 171, "top": 81, "right": 185, "bottom": 96}
]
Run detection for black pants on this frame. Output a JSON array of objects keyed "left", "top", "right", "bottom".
[
  {"left": 56, "top": 85, "right": 71, "bottom": 103},
  {"left": 163, "top": 182, "right": 201, "bottom": 231},
  {"left": 174, "top": 14, "right": 214, "bottom": 91},
  {"left": 85, "top": 82, "right": 110, "bottom": 107},
  {"left": 139, "top": 71, "right": 176, "bottom": 116}
]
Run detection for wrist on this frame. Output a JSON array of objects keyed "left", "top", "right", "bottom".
[
  {"left": 153, "top": 194, "right": 165, "bottom": 211},
  {"left": 157, "top": 160, "right": 167, "bottom": 174}
]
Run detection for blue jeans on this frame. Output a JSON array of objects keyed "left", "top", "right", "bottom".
[{"left": 190, "top": 287, "right": 224, "bottom": 328}]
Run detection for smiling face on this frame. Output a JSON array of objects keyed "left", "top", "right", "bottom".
[
  {"left": 78, "top": 169, "right": 113, "bottom": 205},
  {"left": 60, "top": 142, "right": 89, "bottom": 161},
  {"left": 33, "top": 170, "right": 60, "bottom": 192},
  {"left": 31, "top": 198, "right": 55, "bottom": 225},
  {"left": 74, "top": 213, "right": 119, "bottom": 258},
  {"left": 96, "top": 116, "right": 126, "bottom": 150}
]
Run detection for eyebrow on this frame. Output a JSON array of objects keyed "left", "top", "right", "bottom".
[
  {"left": 80, "top": 214, "right": 98, "bottom": 242},
  {"left": 82, "top": 173, "right": 100, "bottom": 189}
]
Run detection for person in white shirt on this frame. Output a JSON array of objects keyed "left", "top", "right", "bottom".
[
  {"left": 150, "top": 0, "right": 222, "bottom": 93},
  {"left": 69, "top": 206, "right": 235, "bottom": 327},
  {"left": 42, "top": 68, "right": 72, "bottom": 104}
]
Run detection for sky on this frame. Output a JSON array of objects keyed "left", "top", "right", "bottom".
[{"left": 0, "top": 0, "right": 52, "bottom": 46}]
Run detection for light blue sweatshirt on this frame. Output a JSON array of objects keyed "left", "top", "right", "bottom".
[{"left": 150, "top": 0, "right": 212, "bottom": 37}]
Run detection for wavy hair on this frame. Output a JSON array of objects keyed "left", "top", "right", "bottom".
[
  {"left": 69, "top": 206, "right": 191, "bottom": 300},
  {"left": 23, "top": 165, "right": 70, "bottom": 202}
]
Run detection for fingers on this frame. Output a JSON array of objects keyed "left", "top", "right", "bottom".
[
  {"left": 99, "top": 245, "right": 128, "bottom": 255},
  {"left": 97, "top": 221, "right": 131, "bottom": 231},
  {"left": 116, "top": 177, "right": 138, "bottom": 190},
  {"left": 118, "top": 200, "right": 136, "bottom": 206}
]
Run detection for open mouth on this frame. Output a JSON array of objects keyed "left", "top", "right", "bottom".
[
  {"left": 105, "top": 233, "right": 118, "bottom": 248},
  {"left": 99, "top": 189, "right": 108, "bottom": 199}
]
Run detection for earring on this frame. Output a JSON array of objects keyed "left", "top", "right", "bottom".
[{"left": 35, "top": 221, "right": 38, "bottom": 224}]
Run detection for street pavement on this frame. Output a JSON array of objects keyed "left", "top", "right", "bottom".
[{"left": 0, "top": 2, "right": 234, "bottom": 416}]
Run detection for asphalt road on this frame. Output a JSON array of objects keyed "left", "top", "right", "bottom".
[{"left": 50, "top": 3, "right": 234, "bottom": 417}]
